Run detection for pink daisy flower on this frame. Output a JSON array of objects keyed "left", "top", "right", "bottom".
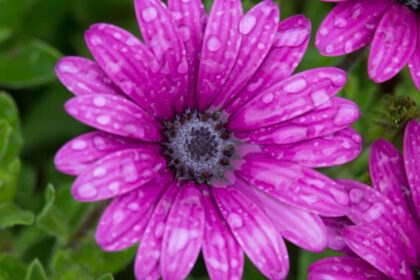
[
  {"left": 316, "top": 0, "right": 420, "bottom": 90},
  {"left": 54, "top": 0, "right": 362, "bottom": 278},
  {"left": 309, "top": 120, "right": 420, "bottom": 280}
]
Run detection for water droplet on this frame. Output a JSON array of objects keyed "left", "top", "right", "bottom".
[
  {"left": 112, "top": 210, "right": 125, "bottom": 224},
  {"left": 333, "top": 16, "right": 348, "bottom": 28},
  {"left": 167, "top": 228, "right": 190, "bottom": 254},
  {"left": 93, "top": 96, "right": 106, "bottom": 107},
  {"left": 363, "top": 202, "right": 385, "bottom": 222},
  {"left": 90, "top": 35, "right": 103, "bottom": 46},
  {"left": 227, "top": 213, "right": 243, "bottom": 229},
  {"left": 207, "top": 36, "right": 222, "bottom": 52},
  {"left": 239, "top": 14, "right": 257, "bottom": 35},
  {"left": 122, "top": 159, "right": 138, "bottom": 183},
  {"left": 78, "top": 183, "right": 97, "bottom": 198},
  {"left": 333, "top": 105, "right": 358, "bottom": 125},
  {"left": 108, "top": 182, "right": 120, "bottom": 193},
  {"left": 349, "top": 188, "right": 363, "bottom": 204},
  {"left": 177, "top": 58, "right": 188, "bottom": 74},
  {"left": 311, "top": 90, "right": 329, "bottom": 106},
  {"left": 284, "top": 78, "right": 307, "bottom": 93},
  {"left": 96, "top": 115, "right": 111, "bottom": 125},
  {"left": 72, "top": 140, "right": 87, "bottom": 150},
  {"left": 329, "top": 188, "right": 349, "bottom": 205},
  {"left": 128, "top": 202, "right": 140, "bottom": 211},
  {"left": 142, "top": 7, "right": 158, "bottom": 23},
  {"left": 93, "top": 167, "right": 107, "bottom": 177},
  {"left": 59, "top": 61, "right": 79, "bottom": 74},
  {"left": 93, "top": 136, "right": 107, "bottom": 150},
  {"left": 262, "top": 93, "right": 274, "bottom": 104},
  {"left": 325, "top": 44, "right": 334, "bottom": 54}
]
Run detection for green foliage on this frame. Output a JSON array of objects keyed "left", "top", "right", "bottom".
[
  {"left": 0, "top": 201, "right": 34, "bottom": 228},
  {"left": 25, "top": 259, "right": 48, "bottom": 280}
]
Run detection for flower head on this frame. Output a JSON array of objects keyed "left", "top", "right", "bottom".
[
  {"left": 309, "top": 120, "right": 420, "bottom": 280},
  {"left": 54, "top": 0, "right": 362, "bottom": 279},
  {"left": 316, "top": 0, "right": 420, "bottom": 90}
]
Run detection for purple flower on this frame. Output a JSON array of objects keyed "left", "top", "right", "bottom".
[
  {"left": 309, "top": 119, "right": 420, "bottom": 280},
  {"left": 54, "top": 0, "right": 362, "bottom": 279},
  {"left": 316, "top": 0, "right": 420, "bottom": 90}
]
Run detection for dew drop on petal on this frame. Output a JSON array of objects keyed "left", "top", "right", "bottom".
[
  {"left": 108, "top": 181, "right": 120, "bottom": 193},
  {"left": 142, "top": 7, "right": 158, "bottom": 23},
  {"left": 363, "top": 202, "right": 385, "bottom": 222},
  {"left": 93, "top": 166, "right": 107, "bottom": 177},
  {"left": 122, "top": 159, "right": 138, "bottom": 183},
  {"left": 207, "top": 36, "right": 222, "bottom": 52},
  {"left": 78, "top": 183, "right": 97, "bottom": 198},
  {"left": 311, "top": 90, "right": 329, "bottom": 106},
  {"left": 96, "top": 115, "right": 111, "bottom": 125},
  {"left": 93, "top": 96, "right": 106, "bottom": 107},
  {"left": 227, "top": 213, "right": 243, "bottom": 229},
  {"left": 284, "top": 78, "right": 307, "bottom": 93},
  {"left": 71, "top": 140, "right": 87, "bottom": 150},
  {"left": 239, "top": 14, "right": 257, "bottom": 35}
]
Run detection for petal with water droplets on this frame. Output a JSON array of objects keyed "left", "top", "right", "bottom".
[
  {"left": 408, "top": 38, "right": 420, "bottom": 91},
  {"left": 237, "top": 154, "right": 349, "bottom": 216},
  {"left": 210, "top": 1, "right": 279, "bottom": 109},
  {"left": 343, "top": 224, "right": 408, "bottom": 279},
  {"left": 134, "top": 183, "right": 180, "bottom": 280},
  {"left": 322, "top": 217, "right": 353, "bottom": 252},
  {"left": 404, "top": 120, "right": 420, "bottom": 221},
  {"left": 228, "top": 68, "right": 347, "bottom": 131},
  {"left": 213, "top": 185, "right": 289, "bottom": 280},
  {"left": 234, "top": 97, "right": 360, "bottom": 145},
  {"left": 316, "top": 0, "right": 391, "bottom": 56},
  {"left": 55, "top": 57, "right": 120, "bottom": 96},
  {"left": 196, "top": 0, "right": 242, "bottom": 111},
  {"left": 368, "top": 5, "right": 417, "bottom": 83},
  {"left": 258, "top": 128, "right": 362, "bottom": 168},
  {"left": 54, "top": 131, "right": 139, "bottom": 175},
  {"left": 161, "top": 183, "right": 205, "bottom": 280},
  {"left": 202, "top": 189, "right": 244, "bottom": 280},
  {"left": 71, "top": 148, "right": 165, "bottom": 202},
  {"left": 65, "top": 94, "right": 162, "bottom": 142},
  {"left": 95, "top": 179, "right": 167, "bottom": 251},
  {"left": 309, "top": 256, "right": 385, "bottom": 280}
]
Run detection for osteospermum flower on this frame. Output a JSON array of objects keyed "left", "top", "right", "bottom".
[
  {"left": 309, "top": 120, "right": 420, "bottom": 280},
  {"left": 54, "top": 0, "right": 362, "bottom": 278},
  {"left": 316, "top": 0, "right": 420, "bottom": 90}
]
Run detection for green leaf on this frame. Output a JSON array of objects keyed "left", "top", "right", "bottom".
[
  {"left": 25, "top": 259, "right": 48, "bottom": 280},
  {"left": 0, "top": 40, "right": 61, "bottom": 89},
  {"left": 0, "top": 201, "right": 34, "bottom": 228},
  {"left": 0, "top": 159, "right": 21, "bottom": 202},
  {"left": 0, "top": 0, "right": 36, "bottom": 43},
  {"left": 51, "top": 250, "right": 94, "bottom": 280},
  {"left": 36, "top": 184, "right": 70, "bottom": 242},
  {"left": 97, "top": 274, "right": 115, "bottom": 280},
  {"left": 0, "top": 254, "right": 28, "bottom": 280}
]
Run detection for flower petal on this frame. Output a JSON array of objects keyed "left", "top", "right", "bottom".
[
  {"left": 258, "top": 128, "right": 362, "bottom": 168},
  {"left": 369, "top": 139, "right": 409, "bottom": 209},
  {"left": 368, "top": 4, "right": 417, "bottom": 83},
  {"left": 135, "top": 0, "right": 188, "bottom": 113},
  {"left": 65, "top": 94, "right": 162, "bottom": 142},
  {"left": 228, "top": 68, "right": 347, "bottom": 131},
  {"left": 309, "top": 256, "right": 385, "bottom": 280},
  {"left": 236, "top": 154, "right": 349, "bottom": 216},
  {"left": 202, "top": 188, "right": 244, "bottom": 280},
  {"left": 315, "top": 0, "right": 392, "bottom": 56},
  {"left": 196, "top": 0, "right": 242, "bottom": 111},
  {"left": 234, "top": 97, "right": 360, "bottom": 145},
  {"left": 236, "top": 180, "right": 328, "bottom": 252},
  {"left": 135, "top": 183, "right": 180, "bottom": 280},
  {"left": 322, "top": 217, "right": 353, "bottom": 252},
  {"left": 225, "top": 15, "right": 311, "bottom": 114},
  {"left": 168, "top": 0, "right": 206, "bottom": 108},
  {"left": 408, "top": 36, "right": 420, "bottom": 90},
  {"left": 343, "top": 224, "right": 409, "bottom": 279},
  {"left": 85, "top": 24, "right": 173, "bottom": 119},
  {"left": 71, "top": 148, "right": 166, "bottom": 202},
  {"left": 54, "top": 131, "right": 138, "bottom": 175},
  {"left": 161, "top": 183, "right": 205, "bottom": 280},
  {"left": 55, "top": 57, "right": 120, "bottom": 96},
  {"left": 404, "top": 120, "right": 420, "bottom": 221},
  {"left": 95, "top": 178, "right": 167, "bottom": 251},
  {"left": 338, "top": 179, "right": 420, "bottom": 265},
  {"left": 212, "top": 185, "right": 289, "bottom": 280},
  {"left": 210, "top": 1, "right": 279, "bottom": 109}
]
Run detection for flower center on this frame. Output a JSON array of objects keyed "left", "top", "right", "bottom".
[
  {"left": 396, "top": 0, "right": 420, "bottom": 10},
  {"left": 161, "top": 110, "right": 235, "bottom": 184}
]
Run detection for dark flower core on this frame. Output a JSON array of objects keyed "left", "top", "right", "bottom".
[
  {"left": 396, "top": 0, "right": 420, "bottom": 10},
  {"left": 161, "top": 110, "right": 235, "bottom": 184}
]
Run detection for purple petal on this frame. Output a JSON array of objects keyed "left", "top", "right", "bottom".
[
  {"left": 55, "top": 57, "right": 120, "bottom": 96},
  {"left": 236, "top": 154, "right": 349, "bottom": 216},
  {"left": 236, "top": 180, "right": 328, "bottom": 252},
  {"left": 258, "top": 128, "right": 362, "bottom": 168},
  {"left": 309, "top": 256, "right": 385, "bottom": 280},
  {"left": 210, "top": 1, "right": 280, "bottom": 109},
  {"left": 135, "top": 0, "right": 188, "bottom": 113},
  {"left": 338, "top": 179, "right": 420, "bottom": 264},
  {"left": 71, "top": 148, "right": 166, "bottom": 202},
  {"left": 408, "top": 37, "right": 420, "bottom": 90},
  {"left": 343, "top": 224, "right": 409, "bottom": 279},
  {"left": 404, "top": 120, "right": 420, "bottom": 221},
  {"left": 161, "top": 183, "right": 205, "bottom": 280},
  {"left": 212, "top": 185, "right": 289, "bottom": 280},
  {"left": 225, "top": 15, "right": 311, "bottom": 114},
  {"left": 135, "top": 183, "right": 180, "bottom": 280},
  {"left": 234, "top": 97, "right": 360, "bottom": 145},
  {"left": 228, "top": 68, "right": 347, "bottom": 131},
  {"left": 316, "top": 0, "right": 392, "bottom": 56},
  {"left": 84, "top": 24, "right": 173, "bottom": 119},
  {"left": 65, "top": 94, "right": 162, "bottom": 142},
  {"left": 322, "top": 217, "right": 353, "bottom": 252},
  {"left": 168, "top": 0, "right": 206, "bottom": 108},
  {"left": 95, "top": 179, "right": 167, "bottom": 251},
  {"left": 54, "top": 131, "right": 138, "bottom": 175},
  {"left": 369, "top": 139, "right": 409, "bottom": 209},
  {"left": 368, "top": 5, "right": 417, "bottom": 83},
  {"left": 196, "top": 0, "right": 242, "bottom": 111},
  {"left": 202, "top": 187, "right": 244, "bottom": 280}
]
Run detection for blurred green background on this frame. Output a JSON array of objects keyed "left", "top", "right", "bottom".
[{"left": 0, "top": 0, "right": 419, "bottom": 279}]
